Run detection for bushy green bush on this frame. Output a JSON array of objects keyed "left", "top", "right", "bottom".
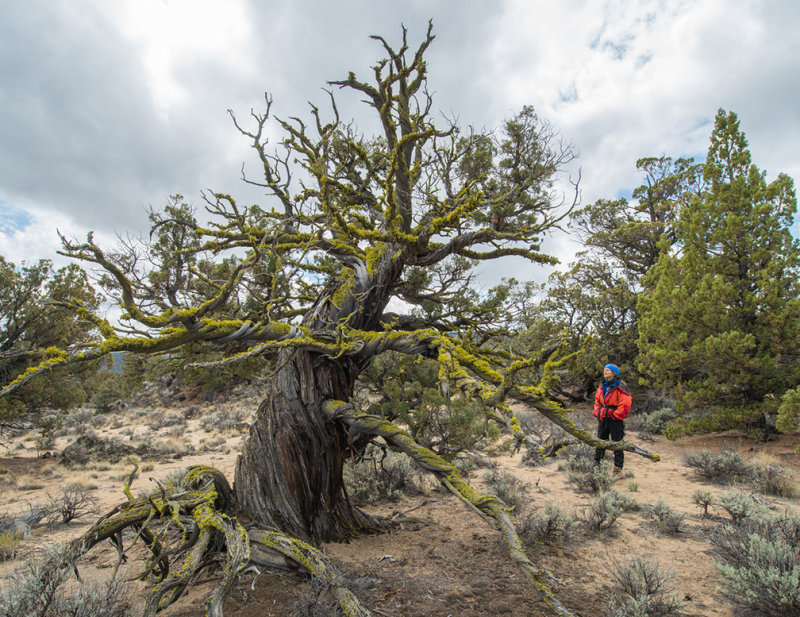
[
  {"left": 639, "top": 407, "right": 679, "bottom": 436},
  {"left": 711, "top": 513, "right": 800, "bottom": 617},
  {"left": 518, "top": 504, "right": 578, "bottom": 546},
  {"left": 776, "top": 386, "right": 800, "bottom": 450},
  {"left": 482, "top": 469, "right": 530, "bottom": 512},
  {"left": 358, "top": 353, "right": 498, "bottom": 460},
  {"left": 343, "top": 448, "right": 419, "bottom": 505},
  {"left": 88, "top": 361, "right": 144, "bottom": 411},
  {"left": 607, "top": 557, "right": 683, "bottom": 617}
]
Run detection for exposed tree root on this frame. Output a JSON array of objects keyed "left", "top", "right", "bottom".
[{"left": 58, "top": 465, "right": 373, "bottom": 617}]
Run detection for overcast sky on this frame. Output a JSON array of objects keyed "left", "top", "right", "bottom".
[{"left": 2, "top": 0, "right": 798, "bottom": 287}]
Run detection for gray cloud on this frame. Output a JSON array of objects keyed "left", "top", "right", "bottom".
[{"left": 1, "top": 0, "right": 797, "bottom": 273}]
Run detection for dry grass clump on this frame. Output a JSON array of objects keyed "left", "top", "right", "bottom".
[{"left": 14, "top": 475, "right": 46, "bottom": 491}]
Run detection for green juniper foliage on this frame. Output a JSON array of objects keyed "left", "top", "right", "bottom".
[
  {"left": 637, "top": 110, "right": 800, "bottom": 429},
  {"left": 776, "top": 386, "right": 800, "bottom": 452},
  {"left": 0, "top": 257, "right": 101, "bottom": 421},
  {"left": 539, "top": 156, "right": 704, "bottom": 397}
]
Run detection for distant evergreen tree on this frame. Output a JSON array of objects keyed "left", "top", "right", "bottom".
[
  {"left": 539, "top": 156, "right": 704, "bottom": 397},
  {"left": 637, "top": 109, "right": 800, "bottom": 428},
  {"left": 0, "top": 257, "right": 101, "bottom": 421}
]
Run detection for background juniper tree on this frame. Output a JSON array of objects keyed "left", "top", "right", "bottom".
[
  {"left": 536, "top": 156, "right": 704, "bottom": 398},
  {"left": 0, "top": 257, "right": 101, "bottom": 425},
  {"left": 637, "top": 109, "right": 800, "bottom": 430}
]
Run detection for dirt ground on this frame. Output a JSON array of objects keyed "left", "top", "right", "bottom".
[{"left": 1, "top": 391, "right": 798, "bottom": 617}]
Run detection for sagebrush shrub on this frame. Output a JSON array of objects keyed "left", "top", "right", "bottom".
[
  {"left": 749, "top": 462, "right": 797, "bottom": 498},
  {"left": 518, "top": 504, "right": 578, "bottom": 546},
  {"left": 45, "top": 485, "right": 97, "bottom": 526},
  {"left": 691, "top": 488, "right": 715, "bottom": 517},
  {"left": 683, "top": 449, "right": 750, "bottom": 483},
  {"left": 607, "top": 557, "right": 683, "bottom": 617},
  {"left": 581, "top": 491, "right": 622, "bottom": 532},
  {"left": 639, "top": 407, "right": 678, "bottom": 436},
  {"left": 647, "top": 499, "right": 684, "bottom": 535},
  {"left": 483, "top": 469, "right": 530, "bottom": 512},
  {"left": 716, "top": 491, "right": 765, "bottom": 524},
  {"left": 711, "top": 514, "right": 800, "bottom": 617},
  {"left": 343, "top": 449, "right": 419, "bottom": 505},
  {"left": 0, "top": 545, "right": 129, "bottom": 617},
  {"left": 563, "top": 444, "right": 612, "bottom": 493}
]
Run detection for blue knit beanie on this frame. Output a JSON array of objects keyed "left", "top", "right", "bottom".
[{"left": 604, "top": 363, "right": 620, "bottom": 376}]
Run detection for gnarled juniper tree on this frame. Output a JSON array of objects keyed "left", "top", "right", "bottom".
[{"left": 1, "top": 24, "right": 657, "bottom": 617}]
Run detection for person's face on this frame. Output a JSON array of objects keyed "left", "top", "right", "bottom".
[{"left": 603, "top": 368, "right": 616, "bottom": 381}]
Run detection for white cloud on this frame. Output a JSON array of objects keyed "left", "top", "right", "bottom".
[
  {"left": 1, "top": 0, "right": 797, "bottom": 268},
  {"left": 99, "top": 0, "right": 257, "bottom": 117}
]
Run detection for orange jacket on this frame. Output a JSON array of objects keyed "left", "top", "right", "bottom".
[{"left": 593, "top": 380, "right": 632, "bottom": 420}]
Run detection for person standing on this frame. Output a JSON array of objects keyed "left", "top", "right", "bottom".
[{"left": 593, "top": 363, "right": 632, "bottom": 474}]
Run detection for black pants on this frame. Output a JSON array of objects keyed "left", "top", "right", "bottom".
[{"left": 595, "top": 417, "right": 625, "bottom": 469}]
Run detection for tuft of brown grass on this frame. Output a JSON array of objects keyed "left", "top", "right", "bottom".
[{"left": 14, "top": 475, "right": 46, "bottom": 491}]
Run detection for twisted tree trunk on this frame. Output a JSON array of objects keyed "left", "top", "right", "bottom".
[
  {"left": 233, "top": 348, "right": 372, "bottom": 543},
  {"left": 233, "top": 268, "right": 397, "bottom": 543}
]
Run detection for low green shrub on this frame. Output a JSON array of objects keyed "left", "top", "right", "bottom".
[
  {"left": 647, "top": 499, "right": 684, "bottom": 535},
  {"left": 482, "top": 469, "right": 530, "bottom": 512},
  {"left": 518, "top": 504, "right": 578, "bottom": 546},
  {"left": 711, "top": 513, "right": 800, "bottom": 617},
  {"left": 607, "top": 557, "right": 683, "bottom": 617}
]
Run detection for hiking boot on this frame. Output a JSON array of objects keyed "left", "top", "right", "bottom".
[{"left": 612, "top": 466, "right": 623, "bottom": 475}]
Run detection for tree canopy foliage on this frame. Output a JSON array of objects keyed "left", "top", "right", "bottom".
[
  {"left": 537, "top": 156, "right": 705, "bottom": 397},
  {"left": 637, "top": 109, "right": 800, "bottom": 426},
  {"left": 0, "top": 257, "right": 101, "bottom": 422}
]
